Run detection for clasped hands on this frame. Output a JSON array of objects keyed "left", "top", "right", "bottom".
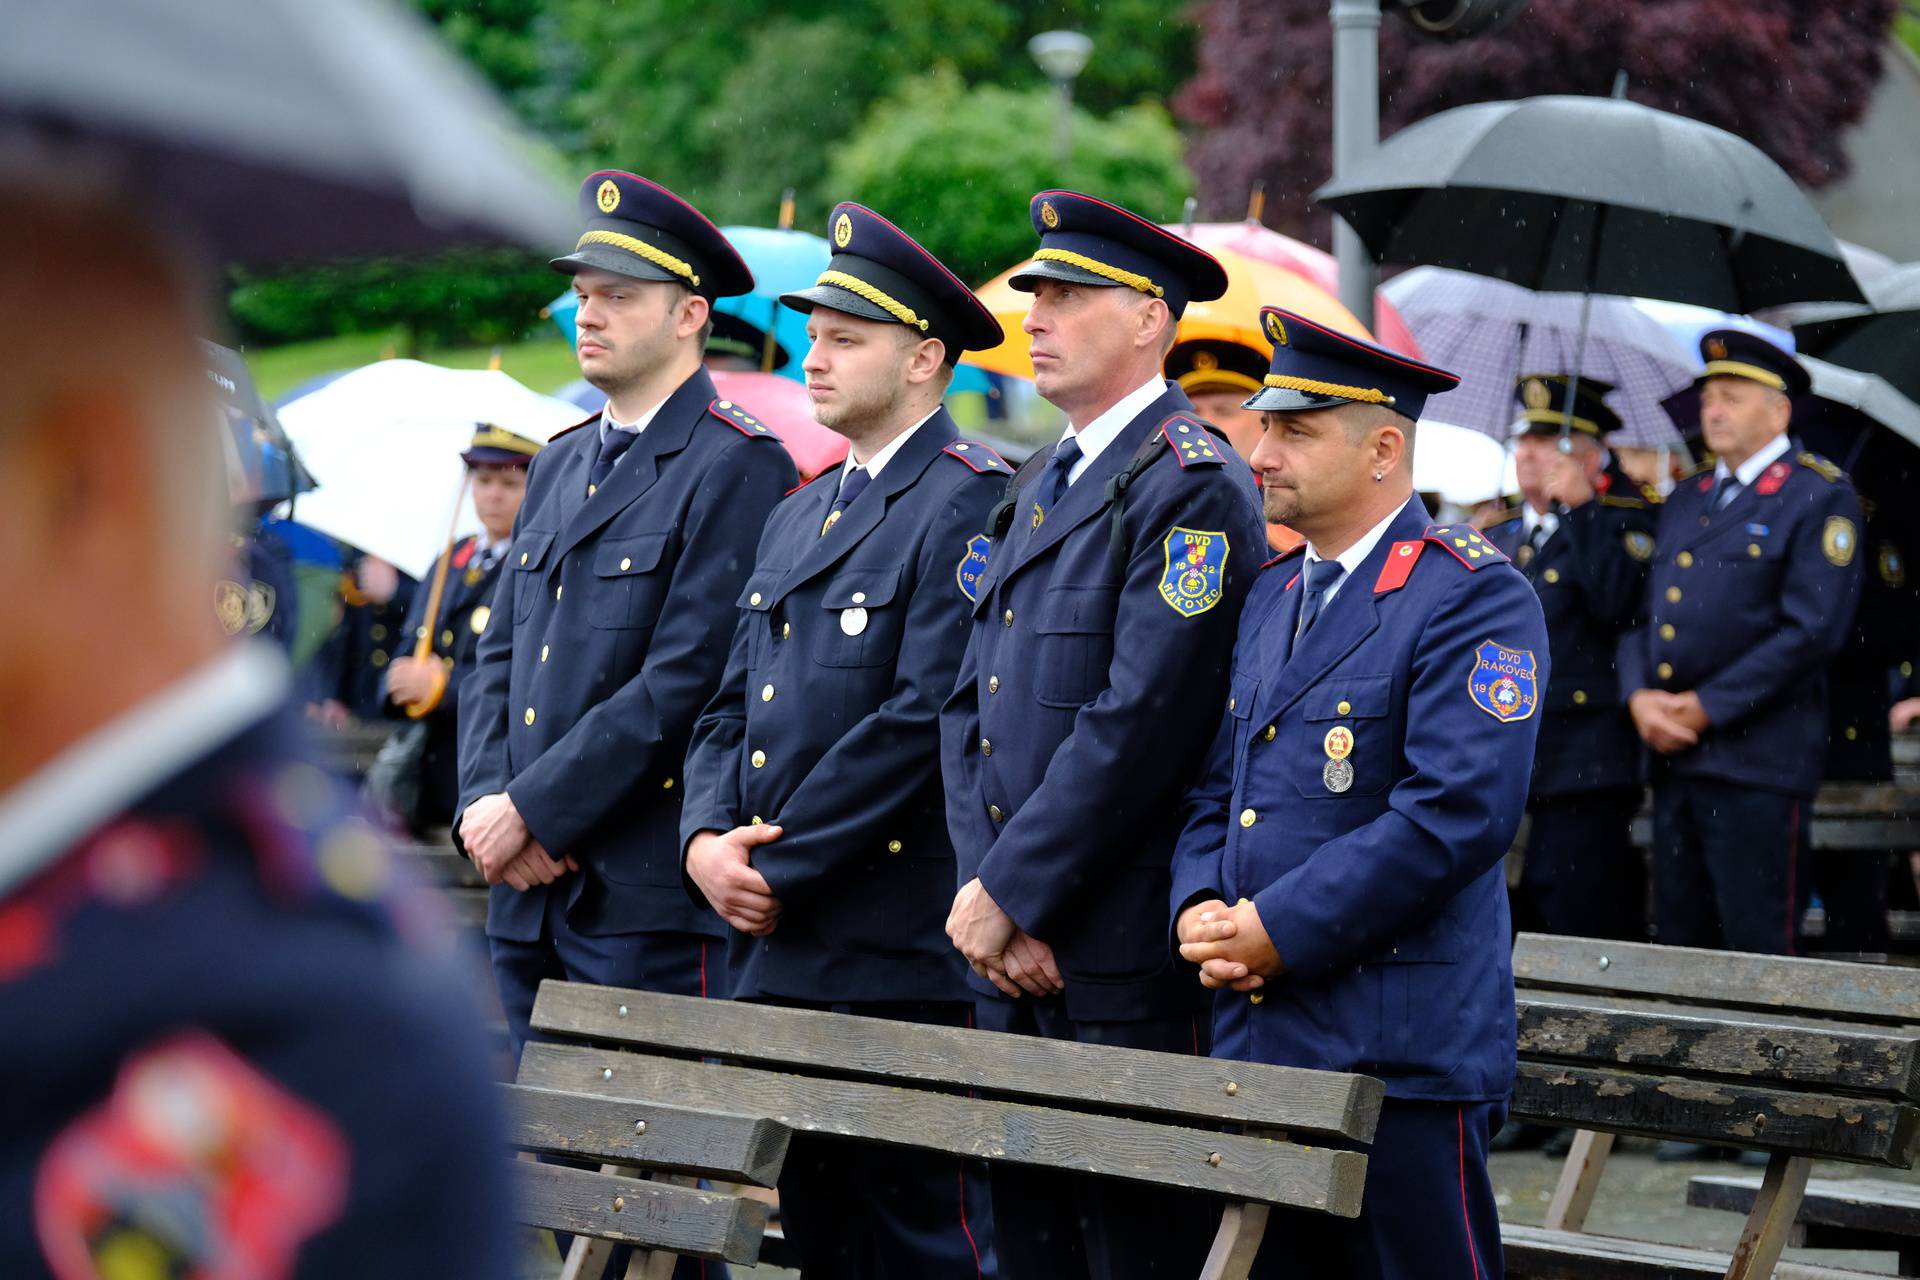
[
  {"left": 946, "top": 878, "right": 1062, "bottom": 999},
  {"left": 1628, "top": 688, "right": 1708, "bottom": 755},
  {"left": 458, "top": 792, "right": 577, "bottom": 891},
  {"left": 685, "top": 824, "right": 786, "bottom": 936},
  {"left": 1175, "top": 897, "right": 1284, "bottom": 992}
]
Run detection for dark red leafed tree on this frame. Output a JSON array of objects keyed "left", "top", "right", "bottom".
[{"left": 1177, "top": 0, "right": 1896, "bottom": 239}]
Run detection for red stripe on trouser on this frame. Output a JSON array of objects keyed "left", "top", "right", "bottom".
[
  {"left": 699, "top": 941, "right": 708, "bottom": 998},
  {"left": 959, "top": 1164, "right": 984, "bottom": 1277},
  {"left": 1785, "top": 800, "right": 1801, "bottom": 955},
  {"left": 1459, "top": 1108, "right": 1483, "bottom": 1280}
]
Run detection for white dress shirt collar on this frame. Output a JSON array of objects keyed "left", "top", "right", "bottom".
[
  {"left": 845, "top": 407, "right": 940, "bottom": 483},
  {"left": 1715, "top": 431, "right": 1793, "bottom": 489},
  {"left": 600, "top": 396, "right": 667, "bottom": 442},
  {"left": 1302, "top": 501, "right": 1406, "bottom": 609},
  {"left": 1057, "top": 376, "right": 1169, "bottom": 485}
]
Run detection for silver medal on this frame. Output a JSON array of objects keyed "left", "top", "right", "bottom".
[
  {"left": 1322, "top": 758, "right": 1355, "bottom": 794},
  {"left": 840, "top": 606, "right": 868, "bottom": 636}
]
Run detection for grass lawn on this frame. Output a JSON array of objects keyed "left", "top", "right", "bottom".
[{"left": 241, "top": 332, "right": 583, "bottom": 404}]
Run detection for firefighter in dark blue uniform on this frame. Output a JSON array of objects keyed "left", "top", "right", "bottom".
[
  {"left": 456, "top": 171, "right": 795, "bottom": 1054},
  {"left": 1483, "top": 375, "right": 1657, "bottom": 941},
  {"left": 682, "top": 202, "right": 1005, "bottom": 1279},
  {"left": 383, "top": 424, "right": 540, "bottom": 831},
  {"left": 940, "top": 191, "right": 1266, "bottom": 1280},
  {"left": 1620, "top": 331, "right": 1864, "bottom": 954},
  {"left": 1172, "top": 308, "right": 1546, "bottom": 1277}
]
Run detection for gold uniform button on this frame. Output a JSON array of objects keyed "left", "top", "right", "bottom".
[
  {"left": 751, "top": 750, "right": 767, "bottom": 768},
  {"left": 1748, "top": 543, "right": 1762, "bottom": 558},
  {"left": 761, "top": 684, "right": 775, "bottom": 702},
  {"left": 1003, "top": 609, "right": 1014, "bottom": 626},
  {"left": 1572, "top": 690, "right": 1588, "bottom": 705},
  {"left": 1239, "top": 808, "right": 1257, "bottom": 828},
  {"left": 989, "top": 805, "right": 1005, "bottom": 823},
  {"left": 852, "top": 591, "right": 867, "bottom": 604},
  {"left": 750, "top": 592, "right": 763, "bottom": 606},
  {"left": 371, "top": 624, "right": 387, "bottom": 641},
  {"left": 662, "top": 777, "right": 675, "bottom": 789},
  {"left": 1666, "top": 586, "right": 1683, "bottom": 603},
  {"left": 555, "top": 584, "right": 563, "bottom": 601},
  {"left": 540, "top": 645, "right": 550, "bottom": 662},
  {"left": 1659, "top": 623, "right": 1676, "bottom": 641},
  {"left": 887, "top": 839, "right": 903, "bottom": 854},
  {"left": 588, "top": 484, "right": 597, "bottom": 497},
  {"left": 1249, "top": 992, "right": 1265, "bottom": 1005},
  {"left": 370, "top": 650, "right": 388, "bottom": 668},
  {"left": 1677, "top": 551, "right": 1694, "bottom": 568},
  {"left": 441, "top": 629, "right": 454, "bottom": 646},
  {"left": 1845, "top": 726, "right": 1859, "bottom": 741},
  {"left": 980, "top": 738, "right": 992, "bottom": 757},
  {"left": 1336, "top": 700, "right": 1351, "bottom": 716},
  {"left": 524, "top": 707, "right": 536, "bottom": 726},
  {"left": 620, "top": 557, "right": 632, "bottom": 571},
  {"left": 988, "top": 675, "right": 1000, "bottom": 694},
  {"left": 751, "top": 815, "right": 764, "bottom": 826},
  {"left": 781, "top": 622, "right": 792, "bottom": 640},
  {"left": 520, "top": 552, "right": 528, "bottom": 566},
  {"left": 1263, "top": 725, "right": 1276, "bottom": 742},
  {"left": 1228, "top": 697, "right": 1236, "bottom": 712},
  {"left": 1657, "top": 662, "right": 1674, "bottom": 680}
]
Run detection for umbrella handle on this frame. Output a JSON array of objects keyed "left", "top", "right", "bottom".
[{"left": 401, "top": 469, "right": 472, "bottom": 718}]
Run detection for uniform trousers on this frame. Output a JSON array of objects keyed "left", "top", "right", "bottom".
[
  {"left": 1651, "top": 772, "right": 1805, "bottom": 955},
  {"left": 1510, "top": 787, "right": 1646, "bottom": 941}
]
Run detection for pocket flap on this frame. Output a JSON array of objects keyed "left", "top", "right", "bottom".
[
  {"left": 1228, "top": 669, "right": 1257, "bottom": 720},
  {"left": 737, "top": 569, "right": 783, "bottom": 611},
  {"left": 512, "top": 530, "right": 555, "bottom": 572},
  {"left": 594, "top": 533, "right": 668, "bottom": 578},
  {"left": 820, "top": 567, "right": 902, "bottom": 610},
  {"left": 1034, "top": 584, "right": 1120, "bottom": 634},
  {"left": 1301, "top": 673, "right": 1392, "bottom": 722}
]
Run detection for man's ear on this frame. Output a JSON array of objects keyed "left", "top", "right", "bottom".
[{"left": 677, "top": 291, "right": 711, "bottom": 341}]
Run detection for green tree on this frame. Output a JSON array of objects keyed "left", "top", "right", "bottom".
[{"left": 827, "top": 68, "right": 1193, "bottom": 285}]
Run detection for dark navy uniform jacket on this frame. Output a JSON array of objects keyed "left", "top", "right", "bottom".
[
  {"left": 1824, "top": 511, "right": 1917, "bottom": 781},
  {"left": 384, "top": 536, "right": 504, "bottom": 825},
  {"left": 682, "top": 410, "right": 1006, "bottom": 1003},
  {"left": 1619, "top": 447, "right": 1864, "bottom": 796},
  {"left": 0, "top": 707, "right": 512, "bottom": 1277},
  {"left": 1171, "top": 499, "right": 1548, "bottom": 1102},
  {"left": 458, "top": 368, "right": 795, "bottom": 942},
  {"left": 1483, "top": 484, "right": 1654, "bottom": 796},
  {"left": 940, "top": 383, "right": 1265, "bottom": 1021}
]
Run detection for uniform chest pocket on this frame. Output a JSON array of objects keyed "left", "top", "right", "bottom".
[
  {"left": 812, "top": 568, "right": 904, "bottom": 668},
  {"left": 588, "top": 533, "right": 670, "bottom": 629},
  {"left": 1710, "top": 530, "right": 1788, "bottom": 569},
  {"left": 1033, "top": 584, "right": 1119, "bottom": 708},
  {"left": 1290, "top": 673, "right": 1393, "bottom": 799},
  {"left": 510, "top": 531, "right": 555, "bottom": 622}
]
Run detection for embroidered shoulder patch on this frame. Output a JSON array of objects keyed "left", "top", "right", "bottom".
[
  {"left": 1424, "top": 525, "right": 1508, "bottom": 569},
  {"left": 943, "top": 441, "right": 1009, "bottom": 474},
  {"left": 1623, "top": 530, "right": 1654, "bottom": 562},
  {"left": 956, "top": 534, "right": 993, "bottom": 602},
  {"left": 1823, "top": 516, "right": 1858, "bottom": 567},
  {"left": 1468, "top": 641, "right": 1539, "bottom": 723},
  {"left": 1799, "top": 452, "right": 1843, "bottom": 483},
  {"left": 707, "top": 398, "right": 782, "bottom": 440},
  {"left": 1158, "top": 527, "right": 1229, "bottom": 617},
  {"left": 1159, "top": 416, "right": 1224, "bottom": 468}
]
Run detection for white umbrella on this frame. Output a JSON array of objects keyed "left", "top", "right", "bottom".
[
  {"left": 277, "top": 360, "right": 583, "bottom": 579},
  {"left": 1414, "top": 419, "right": 1514, "bottom": 508}
]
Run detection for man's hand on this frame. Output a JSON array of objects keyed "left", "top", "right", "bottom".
[
  {"left": 947, "top": 877, "right": 1018, "bottom": 980},
  {"left": 385, "top": 656, "right": 437, "bottom": 707},
  {"left": 1667, "top": 690, "right": 1709, "bottom": 735},
  {"left": 1543, "top": 451, "right": 1596, "bottom": 509},
  {"left": 1628, "top": 689, "right": 1701, "bottom": 755},
  {"left": 685, "top": 825, "right": 785, "bottom": 936},
  {"left": 461, "top": 791, "right": 531, "bottom": 878},
  {"left": 1178, "top": 898, "right": 1284, "bottom": 993},
  {"left": 1891, "top": 697, "right": 1920, "bottom": 734},
  {"left": 998, "top": 929, "right": 1064, "bottom": 999},
  {"left": 496, "top": 841, "right": 577, "bottom": 892}
]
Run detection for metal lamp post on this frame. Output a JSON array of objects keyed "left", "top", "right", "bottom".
[{"left": 1029, "top": 30, "right": 1093, "bottom": 170}]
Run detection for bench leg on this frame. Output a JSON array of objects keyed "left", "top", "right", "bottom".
[
  {"left": 1197, "top": 1201, "right": 1271, "bottom": 1280},
  {"left": 561, "top": 1233, "right": 621, "bottom": 1280},
  {"left": 1543, "top": 1130, "right": 1613, "bottom": 1232},
  {"left": 1723, "top": 1154, "right": 1811, "bottom": 1280}
]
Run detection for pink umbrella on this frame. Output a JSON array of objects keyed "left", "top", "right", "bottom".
[
  {"left": 709, "top": 369, "right": 848, "bottom": 482},
  {"left": 1170, "top": 222, "right": 1425, "bottom": 360}
]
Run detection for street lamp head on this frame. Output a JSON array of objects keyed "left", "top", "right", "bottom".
[{"left": 1028, "top": 30, "right": 1093, "bottom": 83}]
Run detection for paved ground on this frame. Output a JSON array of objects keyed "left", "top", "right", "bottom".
[{"left": 515, "top": 1139, "right": 1920, "bottom": 1276}]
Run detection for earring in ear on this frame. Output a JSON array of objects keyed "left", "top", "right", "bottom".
[{"left": 1373, "top": 472, "right": 1384, "bottom": 483}]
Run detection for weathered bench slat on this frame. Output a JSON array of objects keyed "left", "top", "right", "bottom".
[
  {"left": 518, "top": 1041, "right": 1369, "bottom": 1216},
  {"left": 1513, "top": 935, "right": 1920, "bottom": 1025},
  {"left": 1687, "top": 1173, "right": 1920, "bottom": 1236},
  {"left": 1518, "top": 994, "right": 1920, "bottom": 1099},
  {"left": 396, "top": 842, "right": 486, "bottom": 888},
  {"left": 511, "top": 1160, "right": 770, "bottom": 1262},
  {"left": 1501, "top": 1224, "right": 1871, "bottom": 1279},
  {"left": 1509, "top": 1063, "right": 1920, "bottom": 1167},
  {"left": 503, "top": 1085, "right": 789, "bottom": 1186},
  {"left": 445, "top": 886, "right": 489, "bottom": 930},
  {"left": 530, "top": 981, "right": 1381, "bottom": 1141}
]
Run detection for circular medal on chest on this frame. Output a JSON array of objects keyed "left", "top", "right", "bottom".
[
  {"left": 1323, "top": 725, "right": 1354, "bottom": 761},
  {"left": 840, "top": 607, "right": 868, "bottom": 636},
  {"left": 1322, "top": 757, "right": 1355, "bottom": 794},
  {"left": 470, "top": 604, "right": 491, "bottom": 635},
  {"left": 463, "top": 565, "right": 483, "bottom": 586}
]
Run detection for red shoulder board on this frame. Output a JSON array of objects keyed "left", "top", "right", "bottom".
[
  {"left": 708, "top": 398, "right": 782, "bottom": 440},
  {"left": 1261, "top": 544, "right": 1306, "bottom": 572},
  {"left": 449, "top": 535, "right": 478, "bottom": 571},
  {"left": 943, "top": 440, "right": 1010, "bottom": 474},
  {"left": 1159, "top": 415, "right": 1225, "bottom": 468},
  {"left": 1424, "top": 524, "right": 1508, "bottom": 571},
  {"left": 1697, "top": 473, "right": 1714, "bottom": 493},
  {"left": 1374, "top": 539, "right": 1428, "bottom": 593},
  {"left": 548, "top": 410, "right": 599, "bottom": 441},
  {"left": 1754, "top": 460, "right": 1791, "bottom": 495}
]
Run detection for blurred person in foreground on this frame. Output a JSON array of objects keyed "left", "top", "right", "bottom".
[
  {"left": 0, "top": 168, "right": 512, "bottom": 1276},
  {"left": 1167, "top": 337, "right": 1303, "bottom": 553}
]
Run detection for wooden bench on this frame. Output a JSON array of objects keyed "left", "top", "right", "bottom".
[
  {"left": 1504, "top": 933, "right": 1920, "bottom": 1279},
  {"left": 504, "top": 1082, "right": 792, "bottom": 1276},
  {"left": 1687, "top": 1175, "right": 1920, "bottom": 1276},
  {"left": 520, "top": 979, "right": 1387, "bottom": 1280}
]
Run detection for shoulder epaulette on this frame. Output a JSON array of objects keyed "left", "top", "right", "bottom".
[
  {"left": 943, "top": 440, "right": 1010, "bottom": 474},
  {"left": 1159, "top": 414, "right": 1225, "bottom": 468},
  {"left": 1599, "top": 493, "right": 1648, "bottom": 509},
  {"left": 1374, "top": 539, "right": 1428, "bottom": 593},
  {"left": 1261, "top": 543, "right": 1306, "bottom": 571},
  {"left": 1423, "top": 524, "right": 1509, "bottom": 570},
  {"left": 1798, "top": 451, "right": 1844, "bottom": 483},
  {"left": 708, "top": 398, "right": 782, "bottom": 440}
]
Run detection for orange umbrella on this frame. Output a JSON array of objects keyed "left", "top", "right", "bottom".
[{"left": 964, "top": 245, "right": 1374, "bottom": 380}]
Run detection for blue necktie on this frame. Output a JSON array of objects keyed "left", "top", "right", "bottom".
[
  {"left": 821, "top": 466, "right": 870, "bottom": 536},
  {"left": 589, "top": 428, "right": 637, "bottom": 491},
  {"left": 1709, "top": 474, "right": 1742, "bottom": 511},
  {"left": 1032, "top": 436, "right": 1083, "bottom": 526},
  {"left": 1296, "top": 558, "right": 1346, "bottom": 638}
]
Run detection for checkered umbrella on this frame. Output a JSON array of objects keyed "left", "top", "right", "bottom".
[{"left": 1382, "top": 267, "right": 1693, "bottom": 447}]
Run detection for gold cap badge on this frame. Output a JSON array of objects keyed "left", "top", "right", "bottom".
[
  {"left": 1523, "top": 378, "right": 1551, "bottom": 411},
  {"left": 596, "top": 179, "right": 621, "bottom": 214},
  {"left": 1264, "top": 311, "right": 1288, "bottom": 347},
  {"left": 1706, "top": 337, "right": 1728, "bottom": 360},
  {"left": 833, "top": 212, "right": 853, "bottom": 248},
  {"left": 1039, "top": 200, "right": 1060, "bottom": 230}
]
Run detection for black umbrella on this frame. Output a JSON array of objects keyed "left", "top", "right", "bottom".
[
  {"left": 1317, "top": 95, "right": 1864, "bottom": 314},
  {"left": 204, "top": 341, "right": 315, "bottom": 505},
  {"left": 1793, "top": 262, "right": 1920, "bottom": 405},
  {"left": 1, "top": 0, "right": 571, "bottom": 264}
]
